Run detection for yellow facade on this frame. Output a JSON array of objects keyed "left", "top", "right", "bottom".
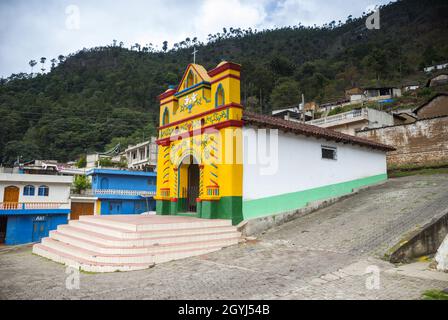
[{"left": 155, "top": 61, "right": 244, "bottom": 224}]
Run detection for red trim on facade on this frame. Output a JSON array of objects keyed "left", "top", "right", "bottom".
[
  {"left": 210, "top": 74, "right": 241, "bottom": 84},
  {"left": 158, "top": 140, "right": 170, "bottom": 146},
  {"left": 160, "top": 188, "right": 170, "bottom": 190},
  {"left": 196, "top": 198, "right": 202, "bottom": 203},
  {"left": 160, "top": 97, "right": 177, "bottom": 106},
  {"left": 208, "top": 62, "right": 241, "bottom": 77},
  {"left": 214, "top": 120, "right": 242, "bottom": 129},
  {"left": 170, "top": 198, "right": 178, "bottom": 202},
  {"left": 156, "top": 119, "right": 243, "bottom": 146},
  {"left": 157, "top": 89, "right": 177, "bottom": 101},
  {"left": 157, "top": 103, "right": 243, "bottom": 130}
]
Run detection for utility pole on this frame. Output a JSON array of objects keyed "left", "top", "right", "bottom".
[{"left": 301, "top": 94, "right": 305, "bottom": 123}]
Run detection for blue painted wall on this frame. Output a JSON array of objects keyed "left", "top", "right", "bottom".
[
  {"left": 4, "top": 213, "right": 68, "bottom": 245},
  {"left": 100, "top": 199, "right": 155, "bottom": 215},
  {"left": 89, "top": 169, "right": 156, "bottom": 192},
  {"left": 87, "top": 169, "right": 157, "bottom": 215}
]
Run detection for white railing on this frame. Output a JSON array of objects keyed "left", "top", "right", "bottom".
[
  {"left": 0, "top": 202, "right": 68, "bottom": 210},
  {"left": 93, "top": 189, "right": 156, "bottom": 196},
  {"left": 308, "top": 108, "right": 368, "bottom": 126}
]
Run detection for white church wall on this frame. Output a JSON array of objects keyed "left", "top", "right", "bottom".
[{"left": 242, "top": 127, "right": 387, "bottom": 219}]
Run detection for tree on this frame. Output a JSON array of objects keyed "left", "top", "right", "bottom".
[
  {"left": 162, "top": 41, "right": 168, "bottom": 52},
  {"left": 245, "top": 96, "right": 262, "bottom": 113},
  {"left": 268, "top": 56, "right": 295, "bottom": 77},
  {"left": 76, "top": 155, "right": 87, "bottom": 168},
  {"left": 57, "top": 55, "right": 65, "bottom": 64},
  {"left": 40, "top": 57, "right": 47, "bottom": 73},
  {"left": 269, "top": 79, "right": 301, "bottom": 110},
  {"left": 29, "top": 60, "right": 37, "bottom": 74},
  {"left": 50, "top": 58, "right": 57, "bottom": 70},
  {"left": 73, "top": 175, "right": 91, "bottom": 194}
]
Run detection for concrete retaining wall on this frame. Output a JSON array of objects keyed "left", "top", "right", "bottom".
[{"left": 388, "top": 210, "right": 448, "bottom": 263}]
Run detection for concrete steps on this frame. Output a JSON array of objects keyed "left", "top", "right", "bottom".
[{"left": 32, "top": 215, "right": 241, "bottom": 273}]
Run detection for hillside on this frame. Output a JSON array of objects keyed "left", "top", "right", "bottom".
[{"left": 1, "top": 0, "right": 447, "bottom": 164}]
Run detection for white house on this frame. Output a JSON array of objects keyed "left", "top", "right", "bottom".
[
  {"left": 0, "top": 173, "right": 72, "bottom": 244},
  {"left": 125, "top": 138, "right": 158, "bottom": 171}
]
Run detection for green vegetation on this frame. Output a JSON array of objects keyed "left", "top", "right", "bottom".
[
  {"left": 388, "top": 162, "right": 448, "bottom": 178},
  {"left": 422, "top": 289, "right": 448, "bottom": 300},
  {"left": 72, "top": 175, "right": 91, "bottom": 194},
  {"left": 96, "top": 157, "right": 127, "bottom": 168},
  {"left": 76, "top": 155, "right": 87, "bottom": 168},
  {"left": 1, "top": 0, "right": 447, "bottom": 164}
]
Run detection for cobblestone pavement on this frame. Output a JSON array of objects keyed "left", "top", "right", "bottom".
[{"left": 1, "top": 174, "right": 448, "bottom": 300}]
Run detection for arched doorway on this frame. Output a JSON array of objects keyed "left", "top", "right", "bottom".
[
  {"left": 187, "top": 163, "right": 199, "bottom": 212},
  {"left": 179, "top": 155, "right": 200, "bottom": 213},
  {"left": 3, "top": 186, "right": 19, "bottom": 209}
]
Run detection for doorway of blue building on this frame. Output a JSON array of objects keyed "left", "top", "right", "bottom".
[
  {"left": 109, "top": 201, "right": 122, "bottom": 214},
  {"left": 0, "top": 216, "right": 7, "bottom": 244},
  {"left": 32, "top": 216, "right": 47, "bottom": 242}
]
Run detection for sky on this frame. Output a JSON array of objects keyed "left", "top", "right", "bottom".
[{"left": 0, "top": 0, "right": 391, "bottom": 78}]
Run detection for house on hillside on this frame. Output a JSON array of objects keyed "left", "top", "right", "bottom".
[
  {"left": 125, "top": 138, "right": 158, "bottom": 171},
  {"left": 306, "top": 107, "right": 395, "bottom": 136},
  {"left": 18, "top": 160, "right": 60, "bottom": 175},
  {"left": 363, "top": 86, "right": 402, "bottom": 101},
  {"left": 426, "top": 73, "right": 448, "bottom": 87},
  {"left": 318, "top": 98, "right": 352, "bottom": 113},
  {"left": 0, "top": 173, "right": 72, "bottom": 244},
  {"left": 424, "top": 62, "right": 448, "bottom": 73},
  {"left": 413, "top": 93, "right": 448, "bottom": 118},
  {"left": 271, "top": 106, "right": 312, "bottom": 122},
  {"left": 154, "top": 61, "right": 394, "bottom": 224},
  {"left": 402, "top": 82, "right": 420, "bottom": 92},
  {"left": 345, "top": 87, "right": 364, "bottom": 102}
]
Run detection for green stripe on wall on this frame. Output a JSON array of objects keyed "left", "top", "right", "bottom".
[{"left": 242, "top": 174, "right": 387, "bottom": 220}]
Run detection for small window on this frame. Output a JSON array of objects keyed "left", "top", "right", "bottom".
[
  {"left": 215, "top": 84, "right": 225, "bottom": 107},
  {"left": 38, "top": 185, "right": 49, "bottom": 196},
  {"left": 23, "top": 185, "right": 35, "bottom": 196},
  {"left": 162, "top": 107, "right": 169, "bottom": 126},
  {"left": 186, "top": 70, "right": 194, "bottom": 88},
  {"left": 321, "top": 146, "right": 337, "bottom": 160}
]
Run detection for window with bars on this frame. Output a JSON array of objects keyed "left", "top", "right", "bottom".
[{"left": 321, "top": 146, "right": 337, "bottom": 160}]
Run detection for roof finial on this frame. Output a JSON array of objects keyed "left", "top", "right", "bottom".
[{"left": 192, "top": 46, "right": 198, "bottom": 64}]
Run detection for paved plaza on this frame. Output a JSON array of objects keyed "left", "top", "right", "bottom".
[{"left": 1, "top": 174, "right": 447, "bottom": 299}]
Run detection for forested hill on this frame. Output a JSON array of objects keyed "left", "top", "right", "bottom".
[{"left": 1, "top": 0, "right": 447, "bottom": 164}]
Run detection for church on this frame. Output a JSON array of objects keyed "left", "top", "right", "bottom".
[{"left": 155, "top": 61, "right": 394, "bottom": 224}]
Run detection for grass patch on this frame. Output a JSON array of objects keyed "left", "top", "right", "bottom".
[
  {"left": 389, "top": 167, "right": 448, "bottom": 178},
  {"left": 422, "top": 289, "right": 448, "bottom": 300}
]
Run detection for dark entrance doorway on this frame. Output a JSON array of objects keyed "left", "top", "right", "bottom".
[
  {"left": 0, "top": 216, "right": 7, "bottom": 244},
  {"left": 187, "top": 164, "right": 199, "bottom": 212}
]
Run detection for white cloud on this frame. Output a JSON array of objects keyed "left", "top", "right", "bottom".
[
  {"left": 194, "top": 0, "right": 267, "bottom": 37},
  {"left": 0, "top": 0, "right": 392, "bottom": 78}
]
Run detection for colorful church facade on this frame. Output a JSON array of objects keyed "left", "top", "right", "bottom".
[{"left": 155, "top": 61, "right": 394, "bottom": 224}]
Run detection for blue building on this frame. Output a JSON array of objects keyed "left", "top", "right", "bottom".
[
  {"left": 0, "top": 173, "right": 72, "bottom": 245},
  {"left": 87, "top": 169, "right": 156, "bottom": 215}
]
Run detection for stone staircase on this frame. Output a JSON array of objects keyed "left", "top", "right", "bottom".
[{"left": 32, "top": 215, "right": 241, "bottom": 273}]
